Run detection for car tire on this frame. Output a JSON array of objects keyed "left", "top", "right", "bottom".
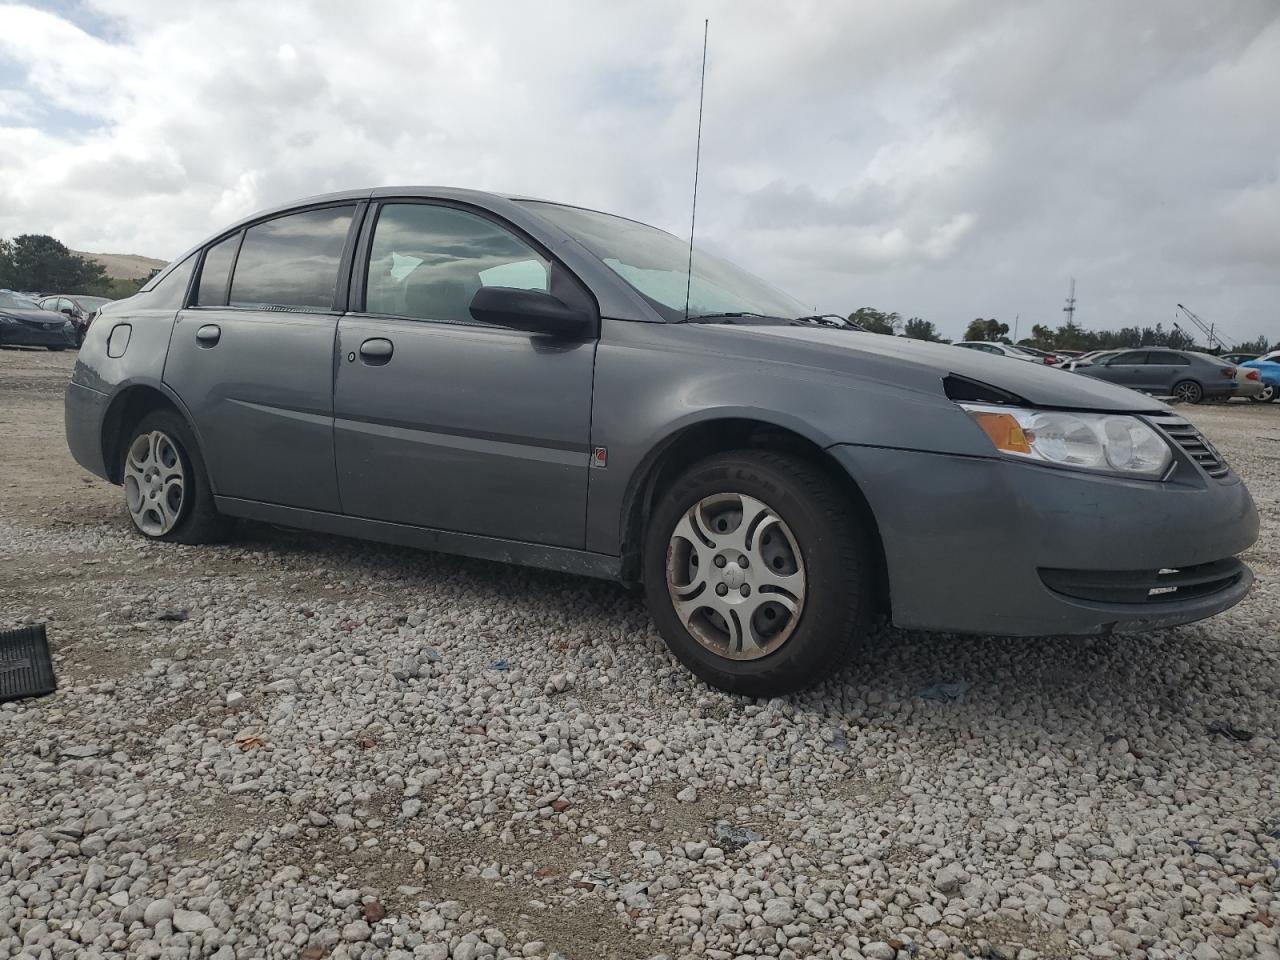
[
  {"left": 1251, "top": 384, "right": 1276, "bottom": 403},
  {"left": 120, "top": 409, "right": 228, "bottom": 544},
  {"left": 642, "top": 450, "right": 872, "bottom": 696},
  {"left": 1172, "top": 380, "right": 1204, "bottom": 404}
]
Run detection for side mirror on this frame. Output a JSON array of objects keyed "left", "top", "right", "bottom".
[
  {"left": 60, "top": 307, "right": 74, "bottom": 316},
  {"left": 469, "top": 286, "right": 590, "bottom": 339}
]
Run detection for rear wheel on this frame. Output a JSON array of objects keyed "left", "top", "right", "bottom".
[
  {"left": 120, "top": 409, "right": 227, "bottom": 544},
  {"left": 643, "top": 451, "right": 872, "bottom": 696},
  {"left": 1251, "top": 384, "right": 1276, "bottom": 403},
  {"left": 1172, "top": 380, "right": 1203, "bottom": 404}
]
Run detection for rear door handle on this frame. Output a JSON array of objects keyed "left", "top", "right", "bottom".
[
  {"left": 358, "top": 338, "right": 394, "bottom": 365},
  {"left": 195, "top": 324, "right": 221, "bottom": 347}
]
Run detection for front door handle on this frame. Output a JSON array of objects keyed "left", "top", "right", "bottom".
[
  {"left": 358, "top": 338, "right": 394, "bottom": 365},
  {"left": 195, "top": 324, "right": 221, "bottom": 347}
]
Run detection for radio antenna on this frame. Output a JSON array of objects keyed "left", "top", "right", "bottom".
[{"left": 683, "top": 19, "right": 709, "bottom": 321}]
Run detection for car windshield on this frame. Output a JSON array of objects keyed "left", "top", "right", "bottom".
[
  {"left": 0, "top": 291, "right": 40, "bottom": 310},
  {"left": 523, "top": 201, "right": 807, "bottom": 322}
]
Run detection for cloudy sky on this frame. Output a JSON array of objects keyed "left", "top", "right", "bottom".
[{"left": 1, "top": 0, "right": 1277, "bottom": 341}]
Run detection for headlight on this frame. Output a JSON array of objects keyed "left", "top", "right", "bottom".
[{"left": 960, "top": 403, "right": 1173, "bottom": 479}]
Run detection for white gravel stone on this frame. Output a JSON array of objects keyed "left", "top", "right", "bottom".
[
  {"left": 172, "top": 910, "right": 213, "bottom": 933},
  {"left": 143, "top": 898, "right": 174, "bottom": 926}
]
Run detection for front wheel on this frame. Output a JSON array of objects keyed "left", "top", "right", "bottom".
[
  {"left": 1172, "top": 380, "right": 1204, "bottom": 404},
  {"left": 643, "top": 451, "right": 873, "bottom": 696},
  {"left": 1250, "top": 384, "right": 1276, "bottom": 403},
  {"left": 121, "top": 409, "right": 227, "bottom": 544}
]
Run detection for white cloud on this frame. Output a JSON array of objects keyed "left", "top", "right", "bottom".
[{"left": 0, "top": 0, "right": 1277, "bottom": 341}]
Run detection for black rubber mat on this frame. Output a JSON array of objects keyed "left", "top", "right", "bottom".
[{"left": 0, "top": 624, "right": 57, "bottom": 703}]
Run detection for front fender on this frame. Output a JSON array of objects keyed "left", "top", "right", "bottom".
[{"left": 584, "top": 319, "right": 989, "bottom": 557}]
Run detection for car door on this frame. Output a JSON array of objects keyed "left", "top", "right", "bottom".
[
  {"left": 333, "top": 199, "right": 598, "bottom": 548},
  {"left": 1144, "top": 350, "right": 1191, "bottom": 394},
  {"left": 1095, "top": 350, "right": 1149, "bottom": 388},
  {"left": 164, "top": 202, "right": 363, "bottom": 512}
]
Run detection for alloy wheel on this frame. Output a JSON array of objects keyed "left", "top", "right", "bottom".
[
  {"left": 1173, "top": 381, "right": 1202, "bottom": 403},
  {"left": 123, "top": 430, "right": 185, "bottom": 536},
  {"left": 665, "top": 492, "right": 806, "bottom": 660}
]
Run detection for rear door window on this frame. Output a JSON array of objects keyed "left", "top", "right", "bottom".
[
  {"left": 1109, "top": 351, "right": 1148, "bottom": 365},
  {"left": 1147, "top": 351, "right": 1189, "bottom": 365},
  {"left": 229, "top": 206, "right": 356, "bottom": 311},
  {"left": 194, "top": 233, "right": 241, "bottom": 307}
]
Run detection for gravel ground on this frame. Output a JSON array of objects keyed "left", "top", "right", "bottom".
[{"left": 1, "top": 346, "right": 1277, "bottom": 960}]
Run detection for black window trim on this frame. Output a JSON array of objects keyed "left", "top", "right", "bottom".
[
  {"left": 184, "top": 199, "right": 367, "bottom": 313},
  {"left": 1109, "top": 351, "right": 1149, "bottom": 365},
  {"left": 348, "top": 196, "right": 600, "bottom": 336}
]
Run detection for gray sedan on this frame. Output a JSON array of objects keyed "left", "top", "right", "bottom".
[
  {"left": 64, "top": 187, "right": 1259, "bottom": 695},
  {"left": 1073, "top": 349, "right": 1238, "bottom": 403}
]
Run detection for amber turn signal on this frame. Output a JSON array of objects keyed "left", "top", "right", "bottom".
[{"left": 970, "top": 411, "right": 1032, "bottom": 454}]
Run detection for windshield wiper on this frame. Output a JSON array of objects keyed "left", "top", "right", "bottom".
[
  {"left": 683, "top": 311, "right": 778, "bottom": 323},
  {"left": 791, "top": 314, "right": 862, "bottom": 330}
]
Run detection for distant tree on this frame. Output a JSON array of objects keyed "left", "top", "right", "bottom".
[
  {"left": 1235, "top": 336, "right": 1271, "bottom": 354},
  {"left": 0, "top": 238, "right": 13, "bottom": 288},
  {"left": 0, "top": 234, "right": 108, "bottom": 294},
  {"left": 962, "top": 318, "right": 1009, "bottom": 342},
  {"left": 848, "top": 307, "right": 901, "bottom": 336},
  {"left": 902, "top": 317, "right": 944, "bottom": 342},
  {"left": 1026, "top": 323, "right": 1056, "bottom": 348}
]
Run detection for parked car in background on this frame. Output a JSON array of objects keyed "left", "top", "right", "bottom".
[
  {"left": 1010, "top": 344, "right": 1064, "bottom": 366},
  {"left": 1062, "top": 349, "right": 1121, "bottom": 371},
  {"left": 1073, "top": 349, "right": 1237, "bottom": 403},
  {"left": 1234, "top": 366, "right": 1264, "bottom": 400},
  {"left": 953, "top": 341, "right": 1042, "bottom": 363},
  {"left": 1220, "top": 352, "right": 1259, "bottom": 366},
  {"left": 37, "top": 294, "right": 112, "bottom": 345},
  {"left": 1240, "top": 357, "right": 1280, "bottom": 402},
  {"left": 0, "top": 290, "right": 79, "bottom": 350},
  {"left": 63, "top": 186, "right": 1259, "bottom": 694}
]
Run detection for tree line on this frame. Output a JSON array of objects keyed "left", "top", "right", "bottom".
[
  {"left": 848, "top": 307, "right": 1270, "bottom": 355},
  {"left": 0, "top": 234, "right": 153, "bottom": 299}
]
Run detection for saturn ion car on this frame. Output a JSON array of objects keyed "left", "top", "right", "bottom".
[{"left": 65, "top": 188, "right": 1259, "bottom": 694}]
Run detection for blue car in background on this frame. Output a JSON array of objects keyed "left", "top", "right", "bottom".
[{"left": 1240, "top": 357, "right": 1280, "bottom": 403}]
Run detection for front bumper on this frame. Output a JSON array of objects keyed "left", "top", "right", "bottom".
[
  {"left": 0, "top": 322, "right": 77, "bottom": 347},
  {"left": 830, "top": 442, "right": 1258, "bottom": 637}
]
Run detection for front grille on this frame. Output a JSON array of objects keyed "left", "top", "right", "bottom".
[
  {"left": 1040, "top": 558, "right": 1245, "bottom": 604},
  {"left": 1154, "top": 416, "right": 1229, "bottom": 478}
]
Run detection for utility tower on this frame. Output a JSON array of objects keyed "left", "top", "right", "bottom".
[{"left": 1063, "top": 278, "right": 1077, "bottom": 327}]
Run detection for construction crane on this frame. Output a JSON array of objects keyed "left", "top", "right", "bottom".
[{"left": 1175, "top": 304, "right": 1233, "bottom": 352}]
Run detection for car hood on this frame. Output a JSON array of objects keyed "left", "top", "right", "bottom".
[{"left": 696, "top": 324, "right": 1169, "bottom": 412}]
